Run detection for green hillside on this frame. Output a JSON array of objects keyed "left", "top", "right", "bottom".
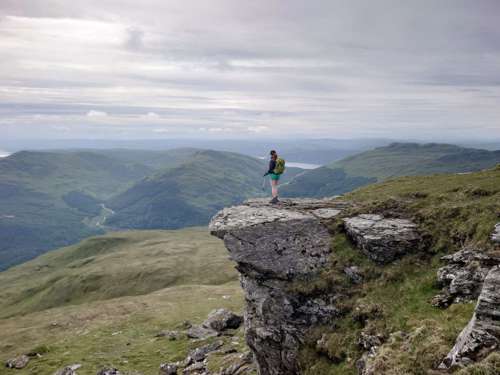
[
  {"left": 0, "top": 227, "right": 238, "bottom": 318},
  {"left": 299, "top": 166, "right": 500, "bottom": 374},
  {"left": 0, "top": 151, "right": 154, "bottom": 270},
  {"left": 281, "top": 143, "right": 500, "bottom": 198},
  {"left": 0, "top": 227, "right": 245, "bottom": 375},
  {"left": 107, "top": 150, "right": 269, "bottom": 229}
]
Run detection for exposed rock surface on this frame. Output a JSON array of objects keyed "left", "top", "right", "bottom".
[
  {"left": 440, "top": 266, "right": 500, "bottom": 370},
  {"left": 202, "top": 309, "right": 243, "bottom": 332},
  {"left": 54, "top": 364, "right": 82, "bottom": 375},
  {"left": 5, "top": 355, "right": 29, "bottom": 369},
  {"left": 343, "top": 214, "right": 422, "bottom": 264},
  {"left": 97, "top": 368, "right": 121, "bottom": 375},
  {"left": 493, "top": 223, "right": 500, "bottom": 243},
  {"left": 432, "top": 248, "right": 500, "bottom": 308},
  {"left": 159, "top": 363, "right": 178, "bottom": 375},
  {"left": 210, "top": 198, "right": 347, "bottom": 375}
]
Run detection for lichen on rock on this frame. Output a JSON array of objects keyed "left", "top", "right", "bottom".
[
  {"left": 209, "top": 198, "right": 346, "bottom": 375},
  {"left": 440, "top": 265, "right": 500, "bottom": 370},
  {"left": 343, "top": 214, "right": 422, "bottom": 264}
]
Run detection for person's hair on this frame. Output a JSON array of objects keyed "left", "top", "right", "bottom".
[{"left": 270, "top": 150, "right": 277, "bottom": 156}]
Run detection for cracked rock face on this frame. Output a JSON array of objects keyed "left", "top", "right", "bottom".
[
  {"left": 343, "top": 214, "right": 422, "bottom": 264},
  {"left": 209, "top": 199, "right": 345, "bottom": 375},
  {"left": 432, "top": 248, "right": 500, "bottom": 308},
  {"left": 493, "top": 223, "right": 500, "bottom": 243},
  {"left": 439, "top": 266, "right": 500, "bottom": 370}
]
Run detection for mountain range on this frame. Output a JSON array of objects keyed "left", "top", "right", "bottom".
[{"left": 281, "top": 142, "right": 500, "bottom": 197}]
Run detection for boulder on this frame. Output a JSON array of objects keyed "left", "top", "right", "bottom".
[
  {"left": 159, "top": 363, "right": 178, "bottom": 375},
  {"left": 97, "top": 368, "right": 121, "bottom": 375},
  {"left": 344, "top": 266, "right": 363, "bottom": 284},
  {"left": 343, "top": 214, "right": 422, "bottom": 263},
  {"left": 220, "top": 352, "right": 255, "bottom": 375},
  {"left": 492, "top": 223, "right": 500, "bottom": 243},
  {"left": 439, "top": 266, "right": 500, "bottom": 369},
  {"left": 5, "top": 355, "right": 29, "bottom": 369},
  {"left": 202, "top": 309, "right": 243, "bottom": 332},
  {"left": 186, "top": 341, "right": 223, "bottom": 364},
  {"left": 54, "top": 364, "right": 82, "bottom": 375},
  {"left": 182, "top": 361, "right": 205, "bottom": 374},
  {"left": 433, "top": 247, "right": 500, "bottom": 307},
  {"left": 186, "top": 325, "right": 218, "bottom": 340}
]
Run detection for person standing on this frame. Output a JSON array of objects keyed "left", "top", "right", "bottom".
[{"left": 263, "top": 150, "right": 285, "bottom": 204}]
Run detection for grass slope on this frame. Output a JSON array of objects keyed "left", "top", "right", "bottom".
[
  {"left": 0, "top": 227, "right": 244, "bottom": 375},
  {"left": 281, "top": 142, "right": 500, "bottom": 198},
  {"left": 297, "top": 165, "right": 500, "bottom": 374},
  {"left": 0, "top": 227, "right": 238, "bottom": 318}
]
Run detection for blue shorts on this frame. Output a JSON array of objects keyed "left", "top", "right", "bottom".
[{"left": 270, "top": 173, "right": 280, "bottom": 181}]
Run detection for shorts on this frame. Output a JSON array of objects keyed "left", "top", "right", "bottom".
[{"left": 270, "top": 173, "right": 280, "bottom": 181}]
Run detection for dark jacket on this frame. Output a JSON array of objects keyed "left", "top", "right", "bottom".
[{"left": 264, "top": 159, "right": 276, "bottom": 176}]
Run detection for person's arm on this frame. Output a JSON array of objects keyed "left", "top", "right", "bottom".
[{"left": 264, "top": 160, "right": 276, "bottom": 176}]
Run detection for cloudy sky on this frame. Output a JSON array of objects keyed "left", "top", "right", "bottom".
[{"left": 1, "top": 0, "right": 499, "bottom": 140}]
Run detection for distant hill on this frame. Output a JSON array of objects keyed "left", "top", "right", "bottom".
[
  {"left": 0, "top": 151, "right": 153, "bottom": 270},
  {"left": 281, "top": 143, "right": 500, "bottom": 197},
  {"left": 106, "top": 150, "right": 268, "bottom": 229},
  {"left": 0, "top": 148, "right": 301, "bottom": 270}
]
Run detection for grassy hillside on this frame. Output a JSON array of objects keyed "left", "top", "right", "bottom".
[
  {"left": 0, "top": 228, "right": 244, "bottom": 375},
  {"left": 107, "top": 150, "right": 271, "bottom": 229},
  {"left": 0, "top": 151, "right": 155, "bottom": 270},
  {"left": 0, "top": 227, "right": 238, "bottom": 318},
  {"left": 281, "top": 143, "right": 500, "bottom": 198},
  {"left": 298, "top": 165, "right": 500, "bottom": 374}
]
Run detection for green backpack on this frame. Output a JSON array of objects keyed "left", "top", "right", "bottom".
[{"left": 274, "top": 158, "right": 286, "bottom": 175}]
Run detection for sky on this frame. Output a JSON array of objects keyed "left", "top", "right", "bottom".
[{"left": 1, "top": 0, "right": 500, "bottom": 141}]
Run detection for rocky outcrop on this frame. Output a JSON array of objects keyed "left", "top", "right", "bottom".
[
  {"left": 343, "top": 214, "right": 422, "bottom": 264},
  {"left": 202, "top": 309, "right": 243, "bottom": 332},
  {"left": 439, "top": 266, "right": 500, "bottom": 370},
  {"left": 493, "top": 223, "right": 500, "bottom": 243},
  {"left": 5, "top": 355, "right": 29, "bottom": 369},
  {"left": 54, "top": 364, "right": 82, "bottom": 375},
  {"left": 209, "top": 198, "right": 347, "bottom": 375},
  {"left": 432, "top": 248, "right": 500, "bottom": 308}
]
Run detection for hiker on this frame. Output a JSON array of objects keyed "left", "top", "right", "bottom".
[{"left": 263, "top": 150, "right": 285, "bottom": 204}]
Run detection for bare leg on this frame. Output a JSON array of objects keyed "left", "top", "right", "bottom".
[{"left": 271, "top": 179, "right": 278, "bottom": 198}]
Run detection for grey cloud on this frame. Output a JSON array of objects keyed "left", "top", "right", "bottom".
[{"left": 1, "top": 0, "right": 500, "bottom": 141}]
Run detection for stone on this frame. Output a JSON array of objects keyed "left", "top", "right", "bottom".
[
  {"left": 186, "top": 325, "right": 218, "bottom": 340},
  {"left": 439, "top": 266, "right": 500, "bottom": 369},
  {"left": 311, "top": 208, "right": 341, "bottom": 219},
  {"left": 344, "top": 266, "right": 363, "bottom": 284},
  {"left": 202, "top": 309, "right": 243, "bottom": 332},
  {"left": 343, "top": 214, "right": 422, "bottom": 264},
  {"left": 5, "top": 355, "right": 29, "bottom": 369},
  {"left": 54, "top": 364, "right": 82, "bottom": 375},
  {"left": 220, "top": 351, "right": 255, "bottom": 375},
  {"left": 159, "top": 363, "right": 178, "bottom": 375},
  {"left": 97, "top": 368, "right": 121, "bottom": 375},
  {"left": 433, "top": 247, "right": 500, "bottom": 307},
  {"left": 186, "top": 341, "right": 223, "bottom": 363},
  {"left": 209, "top": 198, "right": 345, "bottom": 375},
  {"left": 182, "top": 361, "right": 205, "bottom": 374},
  {"left": 492, "top": 223, "right": 500, "bottom": 243}
]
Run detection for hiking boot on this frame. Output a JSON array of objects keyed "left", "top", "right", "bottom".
[{"left": 269, "top": 196, "right": 279, "bottom": 204}]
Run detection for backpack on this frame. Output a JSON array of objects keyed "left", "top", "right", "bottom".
[{"left": 274, "top": 158, "right": 286, "bottom": 175}]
